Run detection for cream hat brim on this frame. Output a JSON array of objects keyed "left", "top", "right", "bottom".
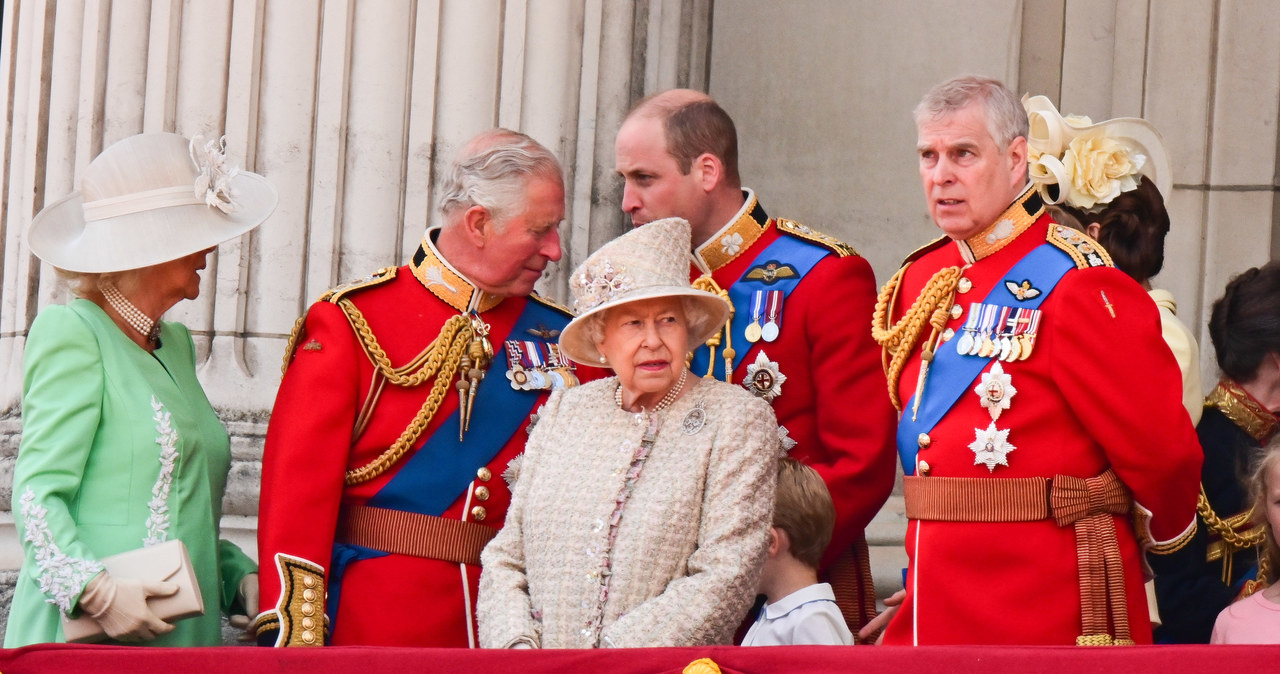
[
  {"left": 29, "top": 171, "right": 276, "bottom": 273},
  {"left": 558, "top": 285, "right": 731, "bottom": 366}
]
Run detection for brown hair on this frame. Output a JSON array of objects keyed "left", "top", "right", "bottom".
[
  {"left": 773, "top": 457, "right": 835, "bottom": 570},
  {"left": 1247, "top": 436, "right": 1280, "bottom": 588},
  {"left": 1208, "top": 261, "right": 1280, "bottom": 383},
  {"left": 629, "top": 93, "right": 741, "bottom": 187},
  {"left": 1056, "top": 176, "right": 1170, "bottom": 284}
]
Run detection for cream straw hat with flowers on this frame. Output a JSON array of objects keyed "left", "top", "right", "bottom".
[
  {"left": 558, "top": 217, "right": 730, "bottom": 366},
  {"left": 29, "top": 133, "right": 277, "bottom": 273}
]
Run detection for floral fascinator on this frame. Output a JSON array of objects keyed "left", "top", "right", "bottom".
[
  {"left": 558, "top": 217, "right": 731, "bottom": 367},
  {"left": 29, "top": 133, "right": 277, "bottom": 273},
  {"left": 1023, "top": 95, "right": 1171, "bottom": 212}
]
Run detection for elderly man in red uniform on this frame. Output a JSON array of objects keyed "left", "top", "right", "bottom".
[
  {"left": 254, "top": 129, "right": 595, "bottom": 647},
  {"left": 871, "top": 75, "right": 1201, "bottom": 645},
  {"left": 614, "top": 90, "right": 898, "bottom": 635}
]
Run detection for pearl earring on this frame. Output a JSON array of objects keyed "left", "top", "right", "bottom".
[{"left": 598, "top": 355, "right": 606, "bottom": 364}]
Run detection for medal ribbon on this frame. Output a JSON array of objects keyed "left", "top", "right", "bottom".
[
  {"left": 690, "top": 230, "right": 830, "bottom": 379},
  {"left": 896, "top": 242, "right": 1075, "bottom": 474}
]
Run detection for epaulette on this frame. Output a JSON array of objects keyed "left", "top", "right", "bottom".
[
  {"left": 900, "top": 235, "right": 950, "bottom": 265},
  {"left": 776, "top": 218, "right": 859, "bottom": 257},
  {"left": 529, "top": 292, "right": 574, "bottom": 317},
  {"left": 1047, "top": 225, "right": 1113, "bottom": 269},
  {"left": 319, "top": 266, "right": 398, "bottom": 304}
]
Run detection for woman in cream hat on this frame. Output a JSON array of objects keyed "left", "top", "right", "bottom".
[
  {"left": 478, "top": 217, "right": 780, "bottom": 648},
  {"left": 6, "top": 133, "right": 276, "bottom": 646}
]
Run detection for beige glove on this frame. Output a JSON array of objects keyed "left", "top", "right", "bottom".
[
  {"left": 78, "top": 571, "right": 178, "bottom": 642},
  {"left": 228, "top": 573, "right": 259, "bottom": 640}
]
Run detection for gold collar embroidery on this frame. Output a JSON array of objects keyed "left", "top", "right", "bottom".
[
  {"left": 1205, "top": 378, "right": 1279, "bottom": 444},
  {"left": 693, "top": 189, "right": 768, "bottom": 272},
  {"left": 954, "top": 186, "right": 1044, "bottom": 263},
  {"left": 410, "top": 228, "right": 503, "bottom": 313}
]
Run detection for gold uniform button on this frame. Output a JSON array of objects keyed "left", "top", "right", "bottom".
[
  {"left": 942, "top": 328, "right": 955, "bottom": 342},
  {"left": 471, "top": 506, "right": 487, "bottom": 521},
  {"left": 917, "top": 433, "right": 931, "bottom": 448},
  {"left": 477, "top": 467, "right": 492, "bottom": 481},
  {"left": 302, "top": 588, "right": 317, "bottom": 602},
  {"left": 918, "top": 460, "right": 931, "bottom": 476},
  {"left": 958, "top": 277, "right": 972, "bottom": 294},
  {"left": 949, "top": 303, "right": 963, "bottom": 320},
  {"left": 301, "top": 617, "right": 315, "bottom": 630},
  {"left": 303, "top": 576, "right": 316, "bottom": 588},
  {"left": 301, "top": 630, "right": 316, "bottom": 644},
  {"left": 474, "top": 485, "right": 490, "bottom": 501},
  {"left": 300, "top": 602, "right": 315, "bottom": 616}
]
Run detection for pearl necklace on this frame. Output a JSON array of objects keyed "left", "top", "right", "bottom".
[
  {"left": 100, "top": 281, "right": 162, "bottom": 347},
  {"left": 615, "top": 367, "right": 689, "bottom": 415}
]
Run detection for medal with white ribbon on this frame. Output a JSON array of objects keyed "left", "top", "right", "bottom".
[
  {"left": 761, "top": 290, "right": 783, "bottom": 343},
  {"left": 744, "top": 290, "right": 765, "bottom": 343}
]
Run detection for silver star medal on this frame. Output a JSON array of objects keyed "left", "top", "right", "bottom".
[
  {"left": 777, "top": 425, "right": 798, "bottom": 455},
  {"left": 973, "top": 361, "right": 1017, "bottom": 421},
  {"left": 743, "top": 350, "right": 786, "bottom": 402},
  {"left": 969, "top": 421, "right": 1016, "bottom": 472}
]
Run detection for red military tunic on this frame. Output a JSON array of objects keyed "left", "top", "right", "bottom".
[
  {"left": 690, "top": 190, "right": 898, "bottom": 631},
  {"left": 255, "top": 231, "right": 597, "bottom": 647},
  {"left": 879, "top": 188, "right": 1201, "bottom": 645}
]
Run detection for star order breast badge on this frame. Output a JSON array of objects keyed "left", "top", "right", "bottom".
[
  {"left": 973, "top": 362, "right": 1017, "bottom": 421},
  {"left": 969, "top": 421, "right": 1016, "bottom": 472},
  {"left": 743, "top": 350, "right": 786, "bottom": 402}
]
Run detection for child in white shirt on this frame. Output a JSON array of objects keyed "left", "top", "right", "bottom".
[{"left": 743, "top": 458, "right": 853, "bottom": 646}]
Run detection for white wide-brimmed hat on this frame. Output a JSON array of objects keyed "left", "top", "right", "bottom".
[
  {"left": 559, "top": 217, "right": 730, "bottom": 366},
  {"left": 29, "top": 133, "right": 278, "bottom": 273},
  {"left": 1023, "top": 95, "right": 1171, "bottom": 212}
]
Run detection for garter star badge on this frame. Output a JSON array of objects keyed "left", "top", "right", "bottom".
[
  {"left": 974, "top": 362, "right": 1017, "bottom": 421},
  {"left": 743, "top": 350, "right": 786, "bottom": 402},
  {"left": 969, "top": 421, "right": 1016, "bottom": 472}
]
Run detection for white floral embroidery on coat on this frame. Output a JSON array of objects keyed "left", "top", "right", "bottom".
[
  {"left": 144, "top": 396, "right": 180, "bottom": 546},
  {"left": 18, "top": 487, "right": 104, "bottom": 614}
]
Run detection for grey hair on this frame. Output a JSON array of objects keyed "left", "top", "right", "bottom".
[
  {"left": 54, "top": 268, "right": 139, "bottom": 299},
  {"left": 585, "top": 296, "right": 715, "bottom": 355},
  {"left": 437, "top": 129, "right": 563, "bottom": 224},
  {"left": 914, "top": 75, "right": 1028, "bottom": 150}
]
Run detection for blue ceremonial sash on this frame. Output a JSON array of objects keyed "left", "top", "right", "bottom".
[
  {"left": 690, "top": 233, "right": 830, "bottom": 380},
  {"left": 896, "top": 243, "right": 1074, "bottom": 474},
  {"left": 366, "top": 298, "right": 567, "bottom": 515}
]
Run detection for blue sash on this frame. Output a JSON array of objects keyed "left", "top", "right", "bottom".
[
  {"left": 690, "top": 233, "right": 830, "bottom": 380},
  {"left": 367, "top": 299, "right": 568, "bottom": 513},
  {"left": 896, "top": 243, "right": 1074, "bottom": 474}
]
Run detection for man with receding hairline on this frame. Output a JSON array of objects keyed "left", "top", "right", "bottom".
[
  {"left": 255, "top": 129, "right": 599, "bottom": 648},
  {"left": 615, "top": 89, "right": 898, "bottom": 638}
]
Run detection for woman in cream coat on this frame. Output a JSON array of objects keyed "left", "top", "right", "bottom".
[{"left": 478, "top": 218, "right": 779, "bottom": 648}]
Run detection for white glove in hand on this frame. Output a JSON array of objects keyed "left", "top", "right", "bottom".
[
  {"left": 229, "top": 573, "right": 260, "bottom": 639},
  {"left": 78, "top": 572, "right": 179, "bottom": 642}
]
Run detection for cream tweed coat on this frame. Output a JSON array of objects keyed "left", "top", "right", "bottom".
[{"left": 478, "top": 376, "right": 778, "bottom": 648}]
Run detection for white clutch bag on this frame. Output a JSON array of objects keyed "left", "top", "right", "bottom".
[{"left": 61, "top": 539, "right": 205, "bottom": 643}]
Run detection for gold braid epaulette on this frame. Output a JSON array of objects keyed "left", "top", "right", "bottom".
[
  {"left": 338, "top": 302, "right": 473, "bottom": 484},
  {"left": 871, "top": 263, "right": 964, "bottom": 410}
]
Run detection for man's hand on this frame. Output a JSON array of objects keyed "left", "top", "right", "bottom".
[{"left": 857, "top": 589, "right": 905, "bottom": 645}]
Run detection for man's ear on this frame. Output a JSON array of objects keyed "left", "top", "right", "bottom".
[
  {"left": 461, "top": 204, "right": 493, "bottom": 247},
  {"left": 1008, "top": 135, "right": 1029, "bottom": 185},
  {"left": 692, "top": 152, "right": 723, "bottom": 193}
]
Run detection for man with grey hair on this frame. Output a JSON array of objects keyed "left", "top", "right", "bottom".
[
  {"left": 255, "top": 128, "right": 595, "bottom": 648},
  {"left": 867, "top": 75, "right": 1200, "bottom": 645}
]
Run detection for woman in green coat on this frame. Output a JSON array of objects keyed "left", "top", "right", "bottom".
[{"left": 6, "top": 133, "right": 276, "bottom": 646}]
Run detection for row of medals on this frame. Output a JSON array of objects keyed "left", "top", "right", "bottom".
[
  {"left": 954, "top": 303, "right": 1041, "bottom": 363},
  {"left": 744, "top": 289, "right": 783, "bottom": 343}
]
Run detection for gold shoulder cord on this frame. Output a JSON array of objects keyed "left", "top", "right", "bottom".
[
  {"left": 871, "top": 263, "right": 964, "bottom": 411},
  {"left": 692, "top": 275, "right": 735, "bottom": 382},
  {"left": 1196, "top": 484, "right": 1266, "bottom": 582},
  {"left": 280, "top": 313, "right": 309, "bottom": 377},
  {"left": 337, "top": 302, "right": 473, "bottom": 485}
]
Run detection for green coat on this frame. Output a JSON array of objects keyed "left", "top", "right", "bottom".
[{"left": 5, "top": 299, "right": 255, "bottom": 647}]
